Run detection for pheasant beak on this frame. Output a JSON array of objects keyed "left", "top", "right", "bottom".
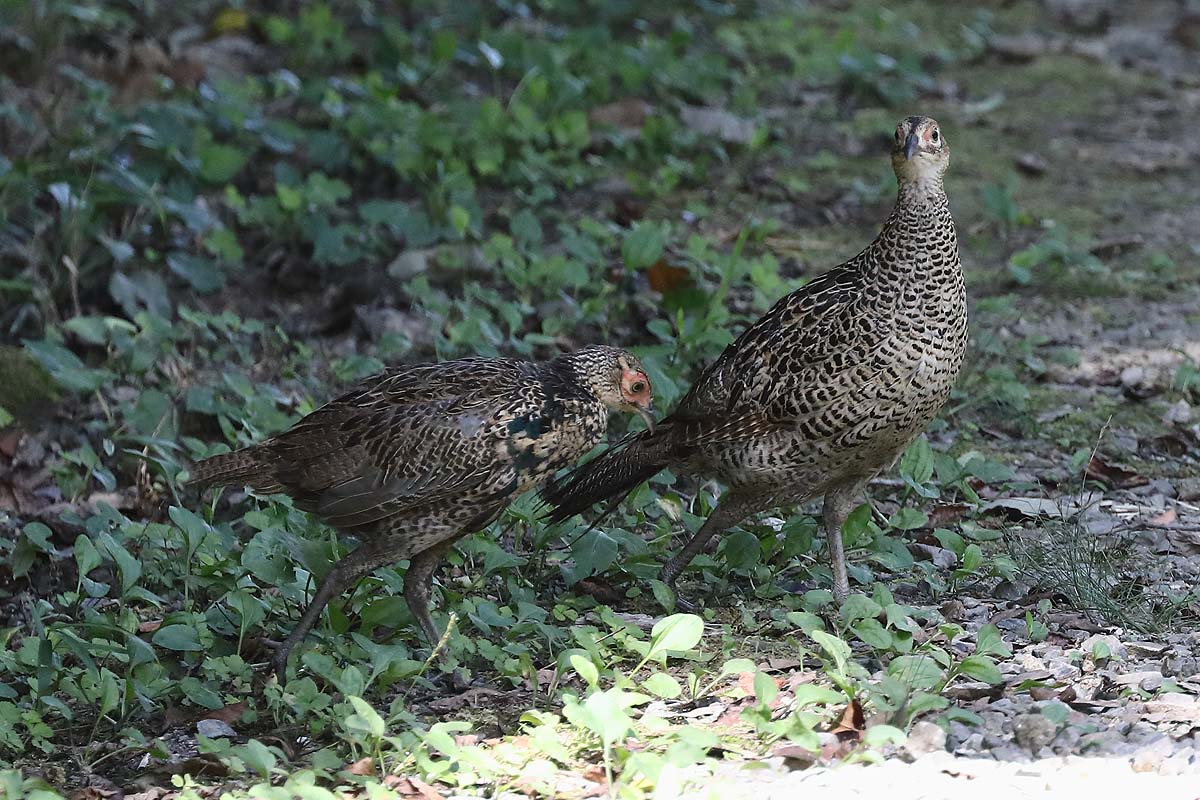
[
  {"left": 632, "top": 402, "right": 656, "bottom": 434},
  {"left": 903, "top": 131, "right": 920, "bottom": 160}
]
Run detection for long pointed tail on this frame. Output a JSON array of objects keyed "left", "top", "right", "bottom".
[
  {"left": 541, "top": 433, "right": 670, "bottom": 525},
  {"left": 188, "top": 447, "right": 275, "bottom": 490}
]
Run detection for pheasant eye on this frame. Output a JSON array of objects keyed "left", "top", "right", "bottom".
[
  {"left": 931, "top": 130, "right": 939, "bottom": 142},
  {"left": 630, "top": 381, "right": 646, "bottom": 394}
]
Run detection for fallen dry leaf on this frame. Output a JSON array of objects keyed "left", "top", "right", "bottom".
[
  {"left": 345, "top": 757, "right": 374, "bottom": 776},
  {"left": 202, "top": 701, "right": 248, "bottom": 725},
  {"left": 1085, "top": 455, "right": 1149, "bottom": 489},
  {"left": 646, "top": 259, "right": 691, "bottom": 293},
  {"left": 830, "top": 698, "right": 865, "bottom": 742}
]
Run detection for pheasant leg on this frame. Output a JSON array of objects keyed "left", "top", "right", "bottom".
[
  {"left": 273, "top": 541, "right": 396, "bottom": 680},
  {"left": 403, "top": 539, "right": 455, "bottom": 654},
  {"left": 659, "top": 492, "right": 761, "bottom": 608},
  {"left": 822, "top": 482, "right": 867, "bottom": 603}
]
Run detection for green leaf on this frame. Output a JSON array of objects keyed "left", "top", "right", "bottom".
[
  {"left": 932, "top": 528, "right": 965, "bottom": 556},
  {"left": 236, "top": 738, "right": 277, "bottom": 778},
  {"left": 642, "top": 672, "right": 682, "bottom": 699},
  {"left": 851, "top": 618, "right": 893, "bottom": 650},
  {"left": 74, "top": 535, "right": 101, "bottom": 577},
  {"left": 568, "top": 529, "right": 618, "bottom": 583},
  {"left": 888, "top": 507, "right": 928, "bottom": 530},
  {"left": 900, "top": 436, "right": 934, "bottom": 485},
  {"left": 97, "top": 532, "right": 141, "bottom": 596},
  {"left": 841, "top": 502, "right": 873, "bottom": 545},
  {"left": 344, "top": 695, "right": 386, "bottom": 738},
  {"left": 840, "top": 594, "right": 882, "bottom": 623},
  {"left": 180, "top": 676, "right": 224, "bottom": 710},
  {"left": 646, "top": 614, "right": 703, "bottom": 660},
  {"left": 961, "top": 543, "right": 984, "bottom": 573},
  {"left": 721, "top": 529, "right": 761, "bottom": 570},
  {"left": 622, "top": 222, "right": 665, "bottom": 270},
  {"left": 887, "top": 655, "right": 943, "bottom": 690},
  {"left": 198, "top": 143, "right": 249, "bottom": 184},
  {"left": 717, "top": 658, "right": 757, "bottom": 679},
  {"left": 752, "top": 670, "right": 778, "bottom": 706},
  {"left": 810, "top": 630, "right": 851, "bottom": 675},
  {"left": 167, "top": 252, "right": 224, "bottom": 293},
  {"left": 958, "top": 654, "right": 1002, "bottom": 684},
  {"left": 152, "top": 624, "right": 203, "bottom": 652},
  {"left": 648, "top": 579, "right": 675, "bottom": 612},
  {"left": 276, "top": 183, "right": 303, "bottom": 211},
  {"left": 581, "top": 689, "right": 634, "bottom": 747},
  {"left": 973, "top": 624, "right": 1011, "bottom": 659},
  {"left": 570, "top": 653, "right": 599, "bottom": 689},
  {"left": 449, "top": 205, "right": 471, "bottom": 237}
]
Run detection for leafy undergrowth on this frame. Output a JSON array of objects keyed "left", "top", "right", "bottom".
[{"left": 3, "top": 0, "right": 1200, "bottom": 798}]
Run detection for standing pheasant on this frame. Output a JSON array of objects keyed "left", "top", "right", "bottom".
[
  {"left": 191, "top": 346, "right": 654, "bottom": 677},
  {"left": 544, "top": 116, "right": 966, "bottom": 603}
]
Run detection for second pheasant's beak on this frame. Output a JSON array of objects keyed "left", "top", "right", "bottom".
[
  {"left": 632, "top": 402, "right": 655, "bottom": 434},
  {"left": 903, "top": 131, "right": 920, "bottom": 160}
]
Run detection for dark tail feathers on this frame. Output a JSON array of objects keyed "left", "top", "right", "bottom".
[
  {"left": 188, "top": 448, "right": 273, "bottom": 490},
  {"left": 542, "top": 434, "right": 669, "bottom": 525}
]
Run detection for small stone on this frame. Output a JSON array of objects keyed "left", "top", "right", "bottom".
[
  {"left": 1162, "top": 400, "right": 1192, "bottom": 425},
  {"left": 1139, "top": 672, "right": 1165, "bottom": 692},
  {"left": 1012, "top": 713, "right": 1058, "bottom": 752},
  {"left": 1113, "top": 670, "right": 1165, "bottom": 687},
  {"left": 903, "top": 720, "right": 947, "bottom": 759},
  {"left": 387, "top": 248, "right": 432, "bottom": 281},
  {"left": 1081, "top": 634, "right": 1128, "bottom": 661},
  {"left": 1015, "top": 153, "right": 1049, "bottom": 176},
  {"left": 196, "top": 718, "right": 237, "bottom": 739}
]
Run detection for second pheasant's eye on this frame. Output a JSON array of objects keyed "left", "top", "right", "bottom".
[
  {"left": 630, "top": 381, "right": 646, "bottom": 394},
  {"left": 931, "top": 129, "right": 939, "bottom": 142}
]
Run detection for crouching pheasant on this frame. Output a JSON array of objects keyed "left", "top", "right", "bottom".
[
  {"left": 544, "top": 116, "right": 966, "bottom": 604},
  {"left": 191, "top": 346, "right": 654, "bottom": 677}
]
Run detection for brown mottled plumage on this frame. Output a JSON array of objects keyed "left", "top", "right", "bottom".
[
  {"left": 544, "top": 116, "right": 967, "bottom": 603},
  {"left": 191, "top": 345, "right": 653, "bottom": 677}
]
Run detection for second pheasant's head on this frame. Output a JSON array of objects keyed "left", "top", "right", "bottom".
[
  {"left": 565, "top": 346, "right": 655, "bottom": 432},
  {"left": 891, "top": 116, "right": 949, "bottom": 188}
]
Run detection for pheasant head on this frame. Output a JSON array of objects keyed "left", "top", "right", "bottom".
[
  {"left": 891, "top": 116, "right": 949, "bottom": 193},
  {"left": 564, "top": 346, "right": 655, "bottom": 432}
]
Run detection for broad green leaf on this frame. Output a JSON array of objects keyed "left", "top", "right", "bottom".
[
  {"left": 74, "top": 535, "right": 101, "bottom": 577},
  {"left": 888, "top": 507, "right": 928, "bottom": 530},
  {"left": 198, "top": 143, "right": 249, "bottom": 183},
  {"left": 973, "top": 624, "right": 1011, "bottom": 658},
  {"left": 622, "top": 222, "right": 665, "bottom": 270},
  {"left": 570, "top": 653, "right": 599, "bottom": 689},
  {"left": 236, "top": 738, "right": 277, "bottom": 778},
  {"left": 581, "top": 689, "right": 633, "bottom": 747},
  {"left": 900, "top": 437, "right": 934, "bottom": 485},
  {"left": 840, "top": 594, "right": 882, "bottom": 623},
  {"left": 344, "top": 695, "right": 386, "bottom": 738},
  {"left": 642, "top": 673, "right": 682, "bottom": 699},
  {"left": 810, "top": 630, "right": 851, "bottom": 675},
  {"left": 958, "top": 654, "right": 1002, "bottom": 684},
  {"left": 851, "top": 618, "right": 893, "bottom": 650},
  {"left": 152, "top": 624, "right": 203, "bottom": 652},
  {"left": 647, "top": 614, "right": 703, "bottom": 660},
  {"left": 752, "top": 670, "right": 778, "bottom": 706},
  {"left": 887, "top": 655, "right": 943, "bottom": 691}
]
